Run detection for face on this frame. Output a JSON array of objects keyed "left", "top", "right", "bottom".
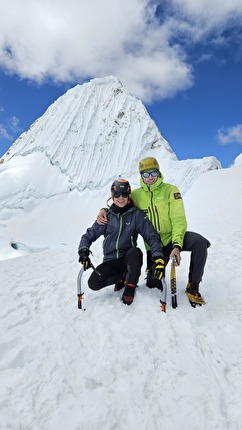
[
  {"left": 113, "top": 194, "right": 129, "bottom": 207},
  {"left": 141, "top": 170, "right": 159, "bottom": 185}
]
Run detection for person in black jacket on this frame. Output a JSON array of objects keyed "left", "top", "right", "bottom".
[{"left": 78, "top": 179, "right": 165, "bottom": 305}]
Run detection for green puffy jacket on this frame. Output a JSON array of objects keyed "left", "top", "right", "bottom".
[{"left": 131, "top": 174, "right": 187, "bottom": 249}]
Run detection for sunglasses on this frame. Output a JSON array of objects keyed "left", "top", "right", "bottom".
[
  {"left": 113, "top": 192, "right": 130, "bottom": 198},
  {"left": 141, "top": 170, "right": 159, "bottom": 178}
]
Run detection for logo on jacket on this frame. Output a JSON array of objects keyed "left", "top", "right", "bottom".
[{"left": 174, "top": 193, "right": 182, "bottom": 199}]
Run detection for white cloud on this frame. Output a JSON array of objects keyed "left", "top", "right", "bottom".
[
  {"left": 0, "top": 124, "right": 13, "bottom": 140},
  {"left": 0, "top": 116, "right": 21, "bottom": 141},
  {"left": 217, "top": 124, "right": 242, "bottom": 145},
  {"left": 9, "top": 115, "right": 21, "bottom": 132},
  {"left": 0, "top": 0, "right": 242, "bottom": 102},
  {"left": 172, "top": 0, "right": 242, "bottom": 29}
]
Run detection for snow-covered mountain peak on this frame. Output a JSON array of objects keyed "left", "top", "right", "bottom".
[{"left": 1, "top": 76, "right": 175, "bottom": 192}]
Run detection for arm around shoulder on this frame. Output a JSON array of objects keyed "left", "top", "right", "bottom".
[{"left": 97, "top": 208, "right": 108, "bottom": 225}]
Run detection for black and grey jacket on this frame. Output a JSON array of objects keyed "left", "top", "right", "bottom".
[{"left": 79, "top": 201, "right": 164, "bottom": 262}]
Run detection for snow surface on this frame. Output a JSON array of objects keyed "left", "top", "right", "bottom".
[{"left": 0, "top": 77, "right": 242, "bottom": 429}]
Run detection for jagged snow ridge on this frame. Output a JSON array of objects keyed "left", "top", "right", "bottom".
[{"left": 164, "top": 156, "right": 221, "bottom": 194}]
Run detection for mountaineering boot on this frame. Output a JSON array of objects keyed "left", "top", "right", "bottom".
[
  {"left": 122, "top": 282, "right": 136, "bottom": 305},
  {"left": 185, "top": 282, "right": 206, "bottom": 307},
  {"left": 114, "top": 278, "right": 124, "bottom": 292}
]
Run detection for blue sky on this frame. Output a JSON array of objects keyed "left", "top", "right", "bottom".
[{"left": 0, "top": 0, "right": 242, "bottom": 167}]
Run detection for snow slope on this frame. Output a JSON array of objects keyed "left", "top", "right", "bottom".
[{"left": 0, "top": 156, "right": 242, "bottom": 430}]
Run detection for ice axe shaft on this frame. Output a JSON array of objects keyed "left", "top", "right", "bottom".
[
  {"left": 170, "top": 255, "right": 178, "bottom": 308},
  {"left": 77, "top": 263, "right": 101, "bottom": 310},
  {"left": 77, "top": 267, "right": 85, "bottom": 310},
  {"left": 160, "top": 278, "right": 167, "bottom": 312}
]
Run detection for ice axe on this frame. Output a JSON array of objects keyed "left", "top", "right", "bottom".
[
  {"left": 77, "top": 263, "right": 101, "bottom": 310},
  {"left": 170, "top": 255, "right": 178, "bottom": 308}
]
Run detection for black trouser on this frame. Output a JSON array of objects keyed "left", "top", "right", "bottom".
[
  {"left": 88, "top": 247, "right": 143, "bottom": 291},
  {"left": 147, "top": 231, "right": 210, "bottom": 285}
]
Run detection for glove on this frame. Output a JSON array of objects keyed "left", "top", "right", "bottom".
[
  {"left": 78, "top": 248, "right": 91, "bottom": 271},
  {"left": 153, "top": 258, "right": 165, "bottom": 280}
]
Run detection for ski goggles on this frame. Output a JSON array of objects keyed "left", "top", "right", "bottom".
[
  {"left": 141, "top": 170, "right": 159, "bottom": 178},
  {"left": 113, "top": 192, "right": 130, "bottom": 198}
]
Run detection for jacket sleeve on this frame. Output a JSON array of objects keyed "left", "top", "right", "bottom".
[
  {"left": 135, "top": 210, "right": 164, "bottom": 259},
  {"left": 168, "top": 186, "right": 187, "bottom": 248},
  {"left": 78, "top": 221, "right": 106, "bottom": 250}
]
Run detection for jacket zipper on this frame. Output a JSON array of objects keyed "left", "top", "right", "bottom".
[
  {"left": 146, "top": 188, "right": 161, "bottom": 232},
  {"left": 148, "top": 189, "right": 159, "bottom": 232},
  {"left": 115, "top": 214, "right": 123, "bottom": 258},
  {"left": 154, "top": 205, "right": 161, "bottom": 231}
]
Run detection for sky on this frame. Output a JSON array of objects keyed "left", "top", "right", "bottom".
[
  {"left": 0, "top": 135, "right": 242, "bottom": 428},
  {"left": 0, "top": 0, "right": 242, "bottom": 167}
]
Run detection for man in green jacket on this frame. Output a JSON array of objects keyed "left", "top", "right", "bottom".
[{"left": 98, "top": 157, "right": 210, "bottom": 306}]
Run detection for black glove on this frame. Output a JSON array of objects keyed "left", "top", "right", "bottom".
[
  {"left": 78, "top": 248, "right": 91, "bottom": 271},
  {"left": 153, "top": 258, "right": 165, "bottom": 280}
]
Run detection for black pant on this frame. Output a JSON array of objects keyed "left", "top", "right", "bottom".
[
  {"left": 88, "top": 247, "right": 143, "bottom": 290},
  {"left": 147, "top": 231, "right": 210, "bottom": 285}
]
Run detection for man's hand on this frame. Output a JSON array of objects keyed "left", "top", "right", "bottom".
[
  {"left": 169, "top": 247, "right": 181, "bottom": 266},
  {"left": 97, "top": 208, "right": 108, "bottom": 225},
  {"left": 153, "top": 258, "right": 165, "bottom": 280},
  {"left": 78, "top": 248, "right": 91, "bottom": 270}
]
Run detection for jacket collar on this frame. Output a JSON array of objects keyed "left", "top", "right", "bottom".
[{"left": 110, "top": 200, "right": 134, "bottom": 215}]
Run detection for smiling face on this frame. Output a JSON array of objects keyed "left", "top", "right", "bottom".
[
  {"left": 111, "top": 179, "right": 131, "bottom": 207},
  {"left": 113, "top": 194, "right": 129, "bottom": 208},
  {"left": 141, "top": 169, "right": 159, "bottom": 185}
]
